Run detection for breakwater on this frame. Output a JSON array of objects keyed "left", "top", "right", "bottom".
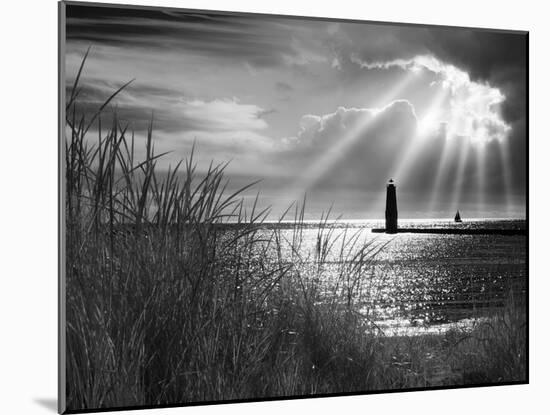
[{"left": 371, "top": 228, "right": 526, "bottom": 236}]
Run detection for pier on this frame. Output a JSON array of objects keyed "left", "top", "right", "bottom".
[
  {"left": 371, "top": 228, "right": 526, "bottom": 236},
  {"left": 375, "top": 179, "right": 526, "bottom": 236}
]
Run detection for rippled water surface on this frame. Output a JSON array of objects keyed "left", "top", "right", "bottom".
[{"left": 258, "top": 219, "right": 527, "bottom": 336}]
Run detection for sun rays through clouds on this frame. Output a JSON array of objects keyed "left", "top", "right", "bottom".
[{"left": 66, "top": 6, "right": 526, "bottom": 219}]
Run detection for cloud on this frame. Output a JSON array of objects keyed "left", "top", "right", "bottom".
[
  {"left": 350, "top": 54, "right": 511, "bottom": 144},
  {"left": 257, "top": 108, "right": 277, "bottom": 118},
  {"left": 278, "top": 98, "right": 508, "bottom": 209},
  {"left": 279, "top": 100, "right": 420, "bottom": 191},
  {"left": 66, "top": 4, "right": 325, "bottom": 69},
  {"left": 330, "top": 24, "right": 525, "bottom": 139},
  {"left": 70, "top": 78, "right": 269, "bottom": 132},
  {"left": 64, "top": 7, "right": 526, "bottom": 217},
  {"left": 68, "top": 80, "right": 184, "bottom": 104},
  {"left": 331, "top": 56, "right": 342, "bottom": 70},
  {"left": 69, "top": 79, "right": 276, "bottom": 167},
  {"left": 290, "top": 101, "right": 415, "bottom": 148},
  {"left": 282, "top": 36, "right": 328, "bottom": 67},
  {"left": 181, "top": 98, "right": 269, "bottom": 132},
  {"left": 275, "top": 81, "right": 293, "bottom": 92}
]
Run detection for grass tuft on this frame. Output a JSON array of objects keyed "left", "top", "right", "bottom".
[{"left": 64, "top": 54, "right": 527, "bottom": 411}]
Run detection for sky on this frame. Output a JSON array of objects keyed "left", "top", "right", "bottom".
[{"left": 64, "top": 4, "right": 527, "bottom": 220}]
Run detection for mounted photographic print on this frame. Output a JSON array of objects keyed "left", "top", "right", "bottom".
[{"left": 58, "top": 1, "right": 528, "bottom": 413}]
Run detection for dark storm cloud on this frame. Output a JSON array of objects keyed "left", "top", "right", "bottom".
[
  {"left": 421, "top": 28, "right": 527, "bottom": 144},
  {"left": 67, "top": 4, "right": 527, "bottom": 133},
  {"left": 338, "top": 24, "right": 526, "bottom": 84},
  {"left": 275, "top": 100, "right": 511, "bottom": 215},
  {"left": 426, "top": 29, "right": 526, "bottom": 84},
  {"left": 338, "top": 24, "right": 526, "bottom": 121},
  {"left": 66, "top": 4, "right": 300, "bottom": 68},
  {"left": 426, "top": 30, "right": 527, "bottom": 195},
  {"left": 64, "top": 5, "right": 527, "bottom": 217},
  {"left": 340, "top": 24, "right": 527, "bottom": 197}
]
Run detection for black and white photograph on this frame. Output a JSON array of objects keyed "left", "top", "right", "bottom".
[{"left": 59, "top": 1, "right": 527, "bottom": 412}]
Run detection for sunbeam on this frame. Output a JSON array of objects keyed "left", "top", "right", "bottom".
[
  {"left": 475, "top": 143, "right": 487, "bottom": 216},
  {"left": 395, "top": 86, "right": 450, "bottom": 178},
  {"left": 368, "top": 86, "right": 449, "bottom": 218},
  {"left": 60, "top": 8, "right": 528, "bottom": 409},
  {"left": 449, "top": 135, "right": 471, "bottom": 217},
  {"left": 426, "top": 137, "right": 453, "bottom": 216},
  {"left": 498, "top": 138, "right": 513, "bottom": 217},
  {"left": 287, "top": 71, "right": 417, "bottom": 202}
]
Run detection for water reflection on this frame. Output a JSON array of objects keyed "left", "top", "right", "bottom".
[{"left": 255, "top": 219, "right": 527, "bottom": 336}]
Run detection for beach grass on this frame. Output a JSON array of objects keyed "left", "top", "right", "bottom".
[{"left": 64, "top": 56, "right": 527, "bottom": 411}]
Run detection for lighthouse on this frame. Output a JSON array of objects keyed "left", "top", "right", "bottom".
[{"left": 385, "top": 179, "right": 398, "bottom": 233}]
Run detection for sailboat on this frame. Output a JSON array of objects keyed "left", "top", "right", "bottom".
[{"left": 454, "top": 210, "right": 462, "bottom": 223}]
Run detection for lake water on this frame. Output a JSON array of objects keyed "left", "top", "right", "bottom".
[{"left": 258, "top": 219, "right": 527, "bottom": 336}]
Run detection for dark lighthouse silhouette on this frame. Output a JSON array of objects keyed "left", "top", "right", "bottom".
[
  {"left": 385, "top": 179, "right": 398, "bottom": 233},
  {"left": 372, "top": 178, "right": 525, "bottom": 235}
]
